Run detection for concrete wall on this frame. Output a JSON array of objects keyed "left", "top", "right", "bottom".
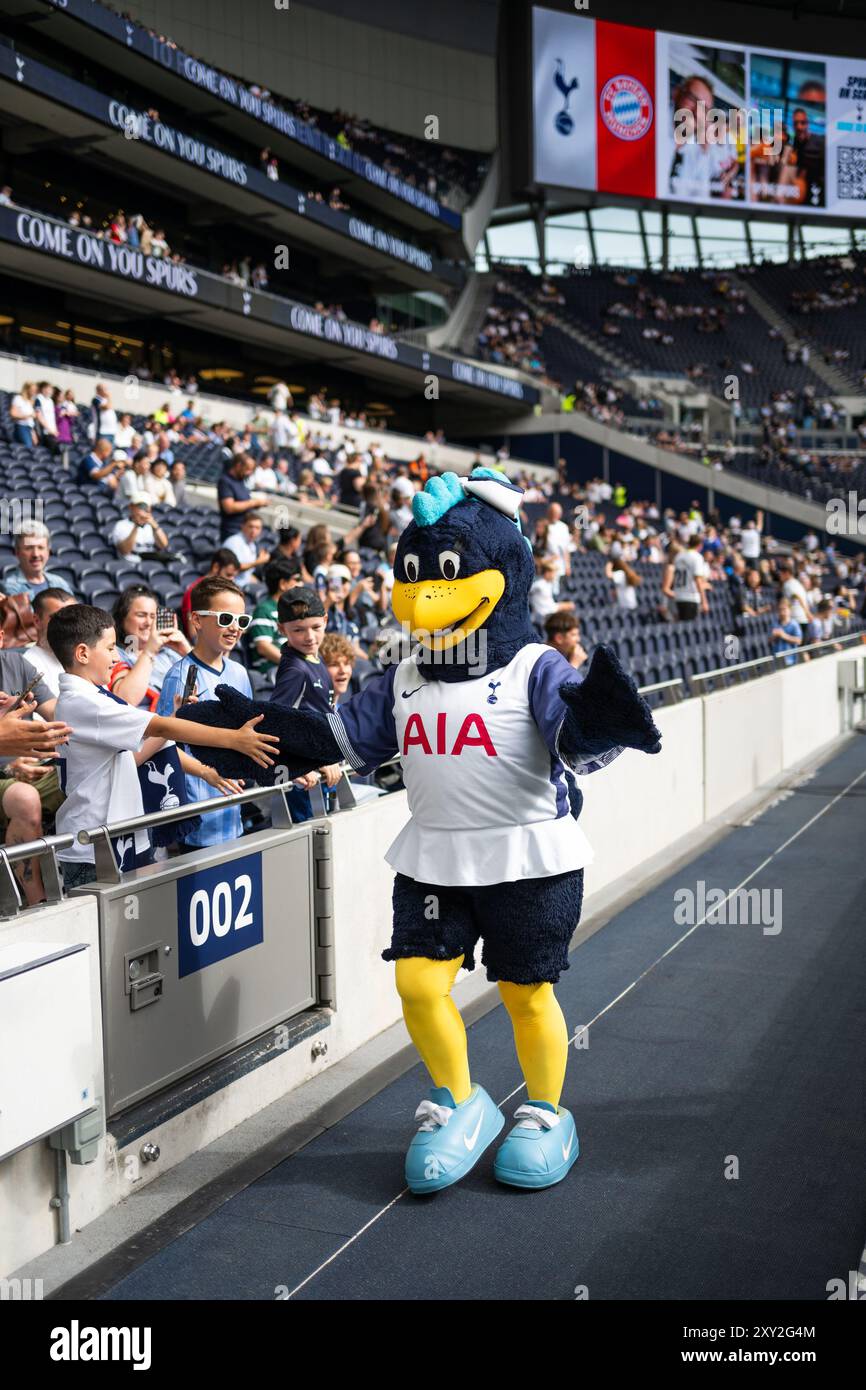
[
  {"left": 702, "top": 655, "right": 853, "bottom": 820},
  {"left": 3, "top": 647, "right": 861, "bottom": 1275},
  {"left": 580, "top": 696, "right": 705, "bottom": 894},
  {"left": 0, "top": 897, "right": 103, "bottom": 1276}
]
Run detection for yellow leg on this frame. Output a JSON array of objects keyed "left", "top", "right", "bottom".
[
  {"left": 498, "top": 981, "right": 569, "bottom": 1110},
  {"left": 395, "top": 955, "right": 471, "bottom": 1104}
]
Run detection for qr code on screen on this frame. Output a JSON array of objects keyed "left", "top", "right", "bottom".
[{"left": 837, "top": 147, "right": 866, "bottom": 199}]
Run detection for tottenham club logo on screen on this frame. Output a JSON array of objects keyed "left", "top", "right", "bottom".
[
  {"left": 553, "top": 58, "right": 579, "bottom": 135},
  {"left": 599, "top": 75, "right": 653, "bottom": 141}
]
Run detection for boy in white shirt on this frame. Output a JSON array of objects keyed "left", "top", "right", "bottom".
[{"left": 48, "top": 604, "right": 280, "bottom": 890}]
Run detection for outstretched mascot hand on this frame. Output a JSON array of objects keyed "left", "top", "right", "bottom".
[
  {"left": 174, "top": 684, "right": 343, "bottom": 783},
  {"left": 558, "top": 643, "right": 662, "bottom": 761}
]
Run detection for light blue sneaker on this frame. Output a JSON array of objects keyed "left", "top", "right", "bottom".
[
  {"left": 405, "top": 1083, "right": 504, "bottom": 1194},
  {"left": 494, "top": 1101, "right": 579, "bottom": 1189}
]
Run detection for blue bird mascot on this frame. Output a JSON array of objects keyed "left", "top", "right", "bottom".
[{"left": 177, "top": 469, "right": 661, "bottom": 1192}]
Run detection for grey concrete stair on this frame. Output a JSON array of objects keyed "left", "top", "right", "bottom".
[
  {"left": 731, "top": 273, "right": 854, "bottom": 395},
  {"left": 500, "top": 278, "right": 637, "bottom": 378}
]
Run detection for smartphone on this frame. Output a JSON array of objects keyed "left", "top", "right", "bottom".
[
  {"left": 8, "top": 671, "right": 44, "bottom": 711},
  {"left": 180, "top": 665, "right": 198, "bottom": 706},
  {"left": 156, "top": 607, "right": 176, "bottom": 632}
]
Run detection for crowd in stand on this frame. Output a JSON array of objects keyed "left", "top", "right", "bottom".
[
  {"left": 2, "top": 182, "right": 413, "bottom": 336},
  {"left": 525, "top": 476, "right": 865, "bottom": 663},
  {"left": 14, "top": 373, "right": 862, "bottom": 666},
  {"left": 305, "top": 186, "right": 351, "bottom": 213},
  {"left": 476, "top": 287, "right": 560, "bottom": 385},
  {"left": 753, "top": 387, "right": 847, "bottom": 435},
  {"left": 0, "top": 374, "right": 518, "bottom": 894},
  {"left": 9, "top": 377, "right": 411, "bottom": 476},
  {"left": 1, "top": 369, "right": 863, "bottom": 901},
  {"left": 530, "top": 373, "right": 664, "bottom": 431},
  {"left": 286, "top": 103, "right": 488, "bottom": 208},
  {"left": 99, "top": 210, "right": 180, "bottom": 262},
  {"left": 4, "top": 187, "right": 185, "bottom": 266},
  {"left": 786, "top": 260, "right": 864, "bottom": 317},
  {"left": 104, "top": 6, "right": 488, "bottom": 208},
  {"left": 604, "top": 270, "right": 749, "bottom": 341},
  {"left": 487, "top": 261, "right": 866, "bottom": 406},
  {"left": 477, "top": 295, "right": 546, "bottom": 376},
  {"left": 476, "top": 266, "right": 866, "bottom": 505}
]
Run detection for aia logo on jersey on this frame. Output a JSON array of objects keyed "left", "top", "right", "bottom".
[
  {"left": 403, "top": 712, "right": 498, "bottom": 757},
  {"left": 599, "top": 76, "right": 653, "bottom": 142}
]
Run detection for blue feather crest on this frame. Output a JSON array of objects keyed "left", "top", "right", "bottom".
[{"left": 412, "top": 471, "right": 465, "bottom": 526}]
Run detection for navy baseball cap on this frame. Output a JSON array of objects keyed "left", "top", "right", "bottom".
[{"left": 278, "top": 586, "right": 325, "bottom": 623}]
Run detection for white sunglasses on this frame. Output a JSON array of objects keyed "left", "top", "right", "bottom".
[{"left": 192, "top": 610, "right": 252, "bottom": 630}]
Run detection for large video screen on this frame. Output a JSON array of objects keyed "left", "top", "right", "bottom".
[{"left": 533, "top": 7, "right": 866, "bottom": 215}]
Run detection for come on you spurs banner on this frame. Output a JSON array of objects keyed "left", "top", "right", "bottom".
[{"left": 532, "top": 6, "right": 866, "bottom": 215}]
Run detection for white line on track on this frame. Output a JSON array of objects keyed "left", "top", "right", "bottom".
[{"left": 283, "top": 763, "right": 866, "bottom": 1299}]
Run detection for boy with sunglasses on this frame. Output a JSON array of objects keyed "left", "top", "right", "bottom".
[{"left": 156, "top": 576, "right": 255, "bottom": 851}]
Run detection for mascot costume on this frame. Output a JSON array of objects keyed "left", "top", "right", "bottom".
[{"left": 177, "top": 468, "right": 661, "bottom": 1193}]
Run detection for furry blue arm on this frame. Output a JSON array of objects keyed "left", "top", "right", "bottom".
[
  {"left": 173, "top": 667, "right": 400, "bottom": 783},
  {"left": 557, "top": 645, "right": 662, "bottom": 767},
  {"left": 174, "top": 684, "right": 342, "bottom": 784}
]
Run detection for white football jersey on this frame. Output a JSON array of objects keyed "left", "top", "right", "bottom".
[{"left": 331, "top": 643, "right": 603, "bottom": 887}]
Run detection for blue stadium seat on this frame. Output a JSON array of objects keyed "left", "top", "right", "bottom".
[
  {"left": 88, "top": 589, "right": 117, "bottom": 611},
  {"left": 79, "top": 572, "right": 114, "bottom": 599}
]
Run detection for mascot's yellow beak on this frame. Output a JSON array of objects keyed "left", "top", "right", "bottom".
[{"left": 392, "top": 571, "right": 505, "bottom": 652}]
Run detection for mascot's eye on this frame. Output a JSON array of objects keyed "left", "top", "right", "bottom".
[
  {"left": 438, "top": 550, "right": 460, "bottom": 580},
  {"left": 403, "top": 553, "right": 420, "bottom": 583}
]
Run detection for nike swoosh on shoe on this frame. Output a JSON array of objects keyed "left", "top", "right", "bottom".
[{"left": 463, "top": 1110, "right": 484, "bottom": 1151}]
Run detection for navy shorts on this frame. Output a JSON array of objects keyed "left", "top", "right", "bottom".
[{"left": 384, "top": 869, "right": 585, "bottom": 985}]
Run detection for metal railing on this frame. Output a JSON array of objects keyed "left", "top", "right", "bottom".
[
  {"left": 0, "top": 833, "right": 75, "bottom": 916},
  {"left": 637, "top": 677, "right": 685, "bottom": 706},
  {"left": 0, "top": 641, "right": 861, "bottom": 916},
  {"left": 689, "top": 630, "right": 865, "bottom": 691},
  {"left": 0, "top": 774, "right": 358, "bottom": 914},
  {"left": 77, "top": 776, "right": 358, "bottom": 883}
]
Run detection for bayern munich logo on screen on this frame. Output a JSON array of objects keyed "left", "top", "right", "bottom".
[{"left": 599, "top": 75, "right": 653, "bottom": 141}]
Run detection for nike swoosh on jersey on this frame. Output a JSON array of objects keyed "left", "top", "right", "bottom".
[
  {"left": 401, "top": 685, "right": 425, "bottom": 698},
  {"left": 463, "top": 1110, "right": 484, "bottom": 1151}
]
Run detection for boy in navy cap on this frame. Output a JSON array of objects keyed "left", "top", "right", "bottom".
[{"left": 271, "top": 586, "right": 342, "bottom": 818}]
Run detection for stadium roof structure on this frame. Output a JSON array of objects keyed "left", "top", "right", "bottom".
[{"left": 1, "top": 0, "right": 467, "bottom": 251}]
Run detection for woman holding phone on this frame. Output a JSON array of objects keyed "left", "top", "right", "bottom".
[{"left": 107, "top": 585, "right": 191, "bottom": 710}]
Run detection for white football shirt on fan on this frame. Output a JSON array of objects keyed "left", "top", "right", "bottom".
[
  {"left": 782, "top": 576, "right": 810, "bottom": 625},
  {"left": 673, "top": 549, "right": 706, "bottom": 603},
  {"left": 54, "top": 674, "right": 154, "bottom": 863}
]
